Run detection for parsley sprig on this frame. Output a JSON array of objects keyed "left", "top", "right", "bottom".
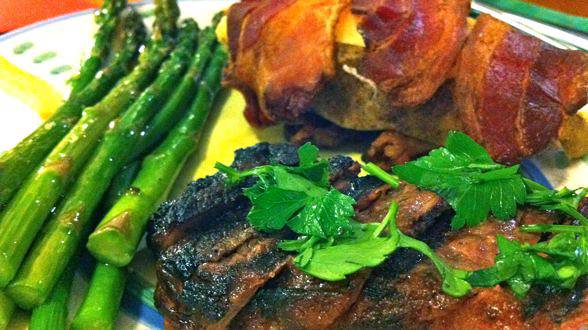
[
  {"left": 386, "top": 131, "right": 588, "bottom": 296},
  {"left": 391, "top": 131, "right": 588, "bottom": 230},
  {"left": 280, "top": 201, "right": 471, "bottom": 297},
  {"left": 467, "top": 229, "right": 588, "bottom": 297},
  {"left": 216, "top": 143, "right": 356, "bottom": 238}
]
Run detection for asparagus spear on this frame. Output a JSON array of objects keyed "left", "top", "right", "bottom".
[
  {"left": 69, "top": 0, "right": 127, "bottom": 96},
  {"left": 70, "top": 263, "right": 125, "bottom": 330},
  {"left": 130, "top": 16, "right": 222, "bottom": 161},
  {"left": 0, "top": 291, "right": 14, "bottom": 330},
  {"left": 0, "top": 9, "right": 146, "bottom": 210},
  {"left": 88, "top": 46, "right": 228, "bottom": 267},
  {"left": 5, "top": 21, "right": 198, "bottom": 308},
  {"left": 28, "top": 263, "right": 75, "bottom": 330},
  {"left": 0, "top": 0, "right": 179, "bottom": 289}
]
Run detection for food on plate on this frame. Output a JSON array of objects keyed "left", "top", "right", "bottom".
[
  {"left": 0, "top": 0, "right": 178, "bottom": 293},
  {"left": 148, "top": 136, "right": 588, "bottom": 328},
  {"left": 0, "top": 0, "right": 142, "bottom": 209},
  {"left": 148, "top": 143, "right": 373, "bottom": 328},
  {"left": 68, "top": 0, "right": 127, "bottom": 96},
  {"left": 29, "top": 263, "right": 74, "bottom": 330},
  {"left": 454, "top": 14, "right": 588, "bottom": 163},
  {"left": 0, "top": 0, "right": 587, "bottom": 327},
  {"left": 0, "top": 291, "right": 14, "bottom": 330},
  {"left": 350, "top": 0, "right": 470, "bottom": 108},
  {"left": 223, "top": 0, "right": 588, "bottom": 164},
  {"left": 559, "top": 113, "right": 588, "bottom": 158},
  {"left": 224, "top": 0, "right": 348, "bottom": 126}
]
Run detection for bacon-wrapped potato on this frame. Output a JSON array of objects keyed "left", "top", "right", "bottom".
[
  {"left": 352, "top": 0, "right": 470, "bottom": 107},
  {"left": 223, "top": 0, "right": 588, "bottom": 164}
]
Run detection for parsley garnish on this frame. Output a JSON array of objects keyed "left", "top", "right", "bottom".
[
  {"left": 281, "top": 202, "right": 472, "bottom": 297},
  {"left": 215, "top": 143, "right": 355, "bottom": 238},
  {"left": 393, "top": 131, "right": 526, "bottom": 229},
  {"left": 467, "top": 229, "right": 588, "bottom": 297},
  {"left": 216, "top": 134, "right": 588, "bottom": 300}
]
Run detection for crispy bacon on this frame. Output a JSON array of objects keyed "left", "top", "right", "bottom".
[
  {"left": 455, "top": 14, "right": 588, "bottom": 164},
  {"left": 352, "top": 0, "right": 470, "bottom": 107},
  {"left": 225, "top": 0, "right": 348, "bottom": 126}
]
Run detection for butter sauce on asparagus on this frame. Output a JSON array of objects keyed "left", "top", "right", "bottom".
[{"left": 74, "top": 42, "right": 227, "bottom": 330}]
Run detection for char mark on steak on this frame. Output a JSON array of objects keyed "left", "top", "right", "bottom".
[{"left": 149, "top": 143, "right": 588, "bottom": 330}]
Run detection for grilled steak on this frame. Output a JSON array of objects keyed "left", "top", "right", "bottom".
[{"left": 149, "top": 143, "right": 588, "bottom": 329}]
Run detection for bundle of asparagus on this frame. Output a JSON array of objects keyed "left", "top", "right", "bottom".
[
  {"left": 0, "top": 0, "right": 227, "bottom": 327},
  {"left": 74, "top": 25, "right": 227, "bottom": 330}
]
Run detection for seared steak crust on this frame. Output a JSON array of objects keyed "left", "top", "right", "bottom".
[{"left": 337, "top": 210, "right": 588, "bottom": 330}]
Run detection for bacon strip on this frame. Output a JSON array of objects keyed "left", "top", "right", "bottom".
[
  {"left": 225, "top": 0, "right": 348, "bottom": 126},
  {"left": 352, "top": 0, "right": 470, "bottom": 107},
  {"left": 455, "top": 14, "right": 588, "bottom": 163}
]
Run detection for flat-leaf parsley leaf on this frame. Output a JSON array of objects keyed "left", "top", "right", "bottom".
[{"left": 393, "top": 131, "right": 526, "bottom": 229}]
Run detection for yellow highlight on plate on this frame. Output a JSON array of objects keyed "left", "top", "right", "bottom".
[
  {"left": 0, "top": 56, "right": 63, "bottom": 120},
  {"left": 190, "top": 89, "right": 285, "bottom": 180}
]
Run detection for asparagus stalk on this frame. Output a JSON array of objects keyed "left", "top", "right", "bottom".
[
  {"left": 28, "top": 263, "right": 75, "bottom": 330},
  {"left": 69, "top": 0, "right": 127, "bottom": 95},
  {"left": 130, "top": 15, "right": 222, "bottom": 161},
  {"left": 5, "top": 21, "right": 198, "bottom": 308},
  {"left": 0, "top": 291, "right": 14, "bottom": 330},
  {"left": 70, "top": 263, "right": 126, "bottom": 330},
  {"left": 0, "top": 0, "right": 179, "bottom": 289},
  {"left": 88, "top": 45, "right": 228, "bottom": 267},
  {"left": 0, "top": 8, "right": 146, "bottom": 210}
]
